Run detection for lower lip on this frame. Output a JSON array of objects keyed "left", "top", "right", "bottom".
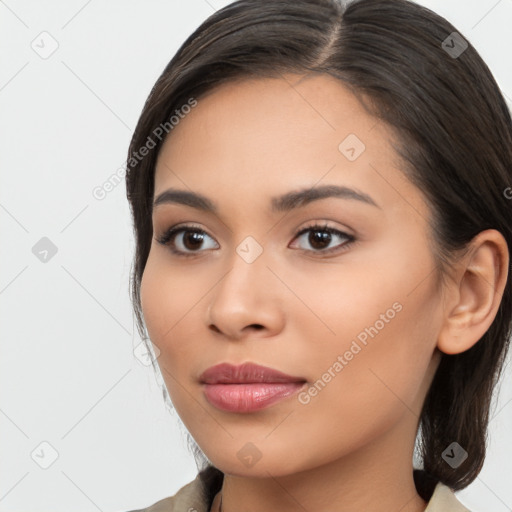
[{"left": 203, "top": 382, "right": 306, "bottom": 412}]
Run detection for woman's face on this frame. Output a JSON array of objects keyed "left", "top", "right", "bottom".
[{"left": 140, "top": 73, "right": 444, "bottom": 477}]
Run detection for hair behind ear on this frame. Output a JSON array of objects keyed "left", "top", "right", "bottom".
[
  {"left": 413, "top": 468, "right": 438, "bottom": 501},
  {"left": 418, "top": 330, "right": 509, "bottom": 490}
]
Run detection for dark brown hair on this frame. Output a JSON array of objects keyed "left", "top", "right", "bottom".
[{"left": 125, "top": 0, "right": 512, "bottom": 501}]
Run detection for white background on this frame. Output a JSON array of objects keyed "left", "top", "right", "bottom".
[{"left": 1, "top": 1, "right": 511, "bottom": 511}]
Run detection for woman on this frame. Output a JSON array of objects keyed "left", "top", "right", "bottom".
[{"left": 124, "top": 0, "right": 512, "bottom": 510}]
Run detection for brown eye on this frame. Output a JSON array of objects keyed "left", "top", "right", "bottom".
[
  {"left": 290, "top": 223, "right": 355, "bottom": 255},
  {"left": 181, "top": 230, "right": 206, "bottom": 251},
  {"left": 156, "top": 226, "right": 219, "bottom": 256},
  {"left": 307, "top": 230, "right": 333, "bottom": 250}
]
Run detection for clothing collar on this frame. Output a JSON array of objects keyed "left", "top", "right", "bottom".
[{"left": 130, "top": 472, "right": 471, "bottom": 512}]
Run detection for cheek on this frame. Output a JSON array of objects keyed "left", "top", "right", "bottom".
[
  {"left": 140, "top": 262, "right": 174, "bottom": 343},
  {"left": 140, "top": 258, "right": 187, "bottom": 369},
  {"left": 139, "top": 254, "right": 213, "bottom": 394},
  {"left": 298, "top": 264, "right": 442, "bottom": 426},
  {"left": 283, "top": 291, "right": 440, "bottom": 470},
  {"left": 140, "top": 250, "right": 205, "bottom": 341}
]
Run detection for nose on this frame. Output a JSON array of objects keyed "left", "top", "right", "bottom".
[{"left": 206, "top": 246, "right": 285, "bottom": 340}]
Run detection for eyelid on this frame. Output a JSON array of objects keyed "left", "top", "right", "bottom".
[
  {"left": 292, "top": 219, "right": 355, "bottom": 239},
  {"left": 155, "top": 222, "right": 217, "bottom": 250},
  {"left": 289, "top": 222, "right": 355, "bottom": 254}
]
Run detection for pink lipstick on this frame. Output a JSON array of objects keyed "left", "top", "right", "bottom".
[{"left": 200, "top": 362, "right": 307, "bottom": 413}]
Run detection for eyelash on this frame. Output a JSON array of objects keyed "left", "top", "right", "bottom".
[{"left": 155, "top": 222, "right": 355, "bottom": 258}]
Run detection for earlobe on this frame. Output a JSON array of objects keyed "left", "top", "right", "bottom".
[{"left": 437, "top": 229, "right": 509, "bottom": 355}]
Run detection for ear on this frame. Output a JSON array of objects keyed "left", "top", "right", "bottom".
[{"left": 437, "top": 229, "right": 509, "bottom": 355}]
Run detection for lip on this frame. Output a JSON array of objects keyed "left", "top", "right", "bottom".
[
  {"left": 200, "top": 362, "right": 307, "bottom": 413},
  {"left": 199, "top": 362, "right": 306, "bottom": 384}
]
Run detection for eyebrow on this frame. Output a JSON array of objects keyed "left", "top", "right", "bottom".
[{"left": 152, "top": 184, "right": 380, "bottom": 213}]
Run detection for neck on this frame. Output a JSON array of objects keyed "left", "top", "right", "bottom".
[{"left": 212, "top": 416, "right": 427, "bottom": 512}]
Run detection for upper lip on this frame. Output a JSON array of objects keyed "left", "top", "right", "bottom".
[{"left": 200, "top": 362, "right": 306, "bottom": 384}]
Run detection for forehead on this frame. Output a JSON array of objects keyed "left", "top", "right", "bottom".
[
  {"left": 156, "top": 74, "right": 388, "bottom": 174},
  {"left": 163, "top": 73, "right": 379, "bottom": 140},
  {"left": 152, "top": 73, "right": 427, "bottom": 222}
]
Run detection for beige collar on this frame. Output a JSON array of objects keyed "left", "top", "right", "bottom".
[{"left": 128, "top": 474, "right": 472, "bottom": 512}]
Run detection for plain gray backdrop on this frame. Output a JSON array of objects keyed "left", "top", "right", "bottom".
[{"left": 1, "top": 1, "right": 511, "bottom": 511}]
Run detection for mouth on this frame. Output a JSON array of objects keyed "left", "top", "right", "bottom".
[{"left": 199, "top": 362, "right": 307, "bottom": 413}]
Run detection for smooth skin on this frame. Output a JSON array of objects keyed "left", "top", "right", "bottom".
[{"left": 140, "top": 73, "right": 509, "bottom": 512}]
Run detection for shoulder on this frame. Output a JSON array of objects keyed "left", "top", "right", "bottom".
[
  {"left": 425, "top": 482, "right": 472, "bottom": 512},
  {"left": 125, "top": 473, "right": 209, "bottom": 512}
]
